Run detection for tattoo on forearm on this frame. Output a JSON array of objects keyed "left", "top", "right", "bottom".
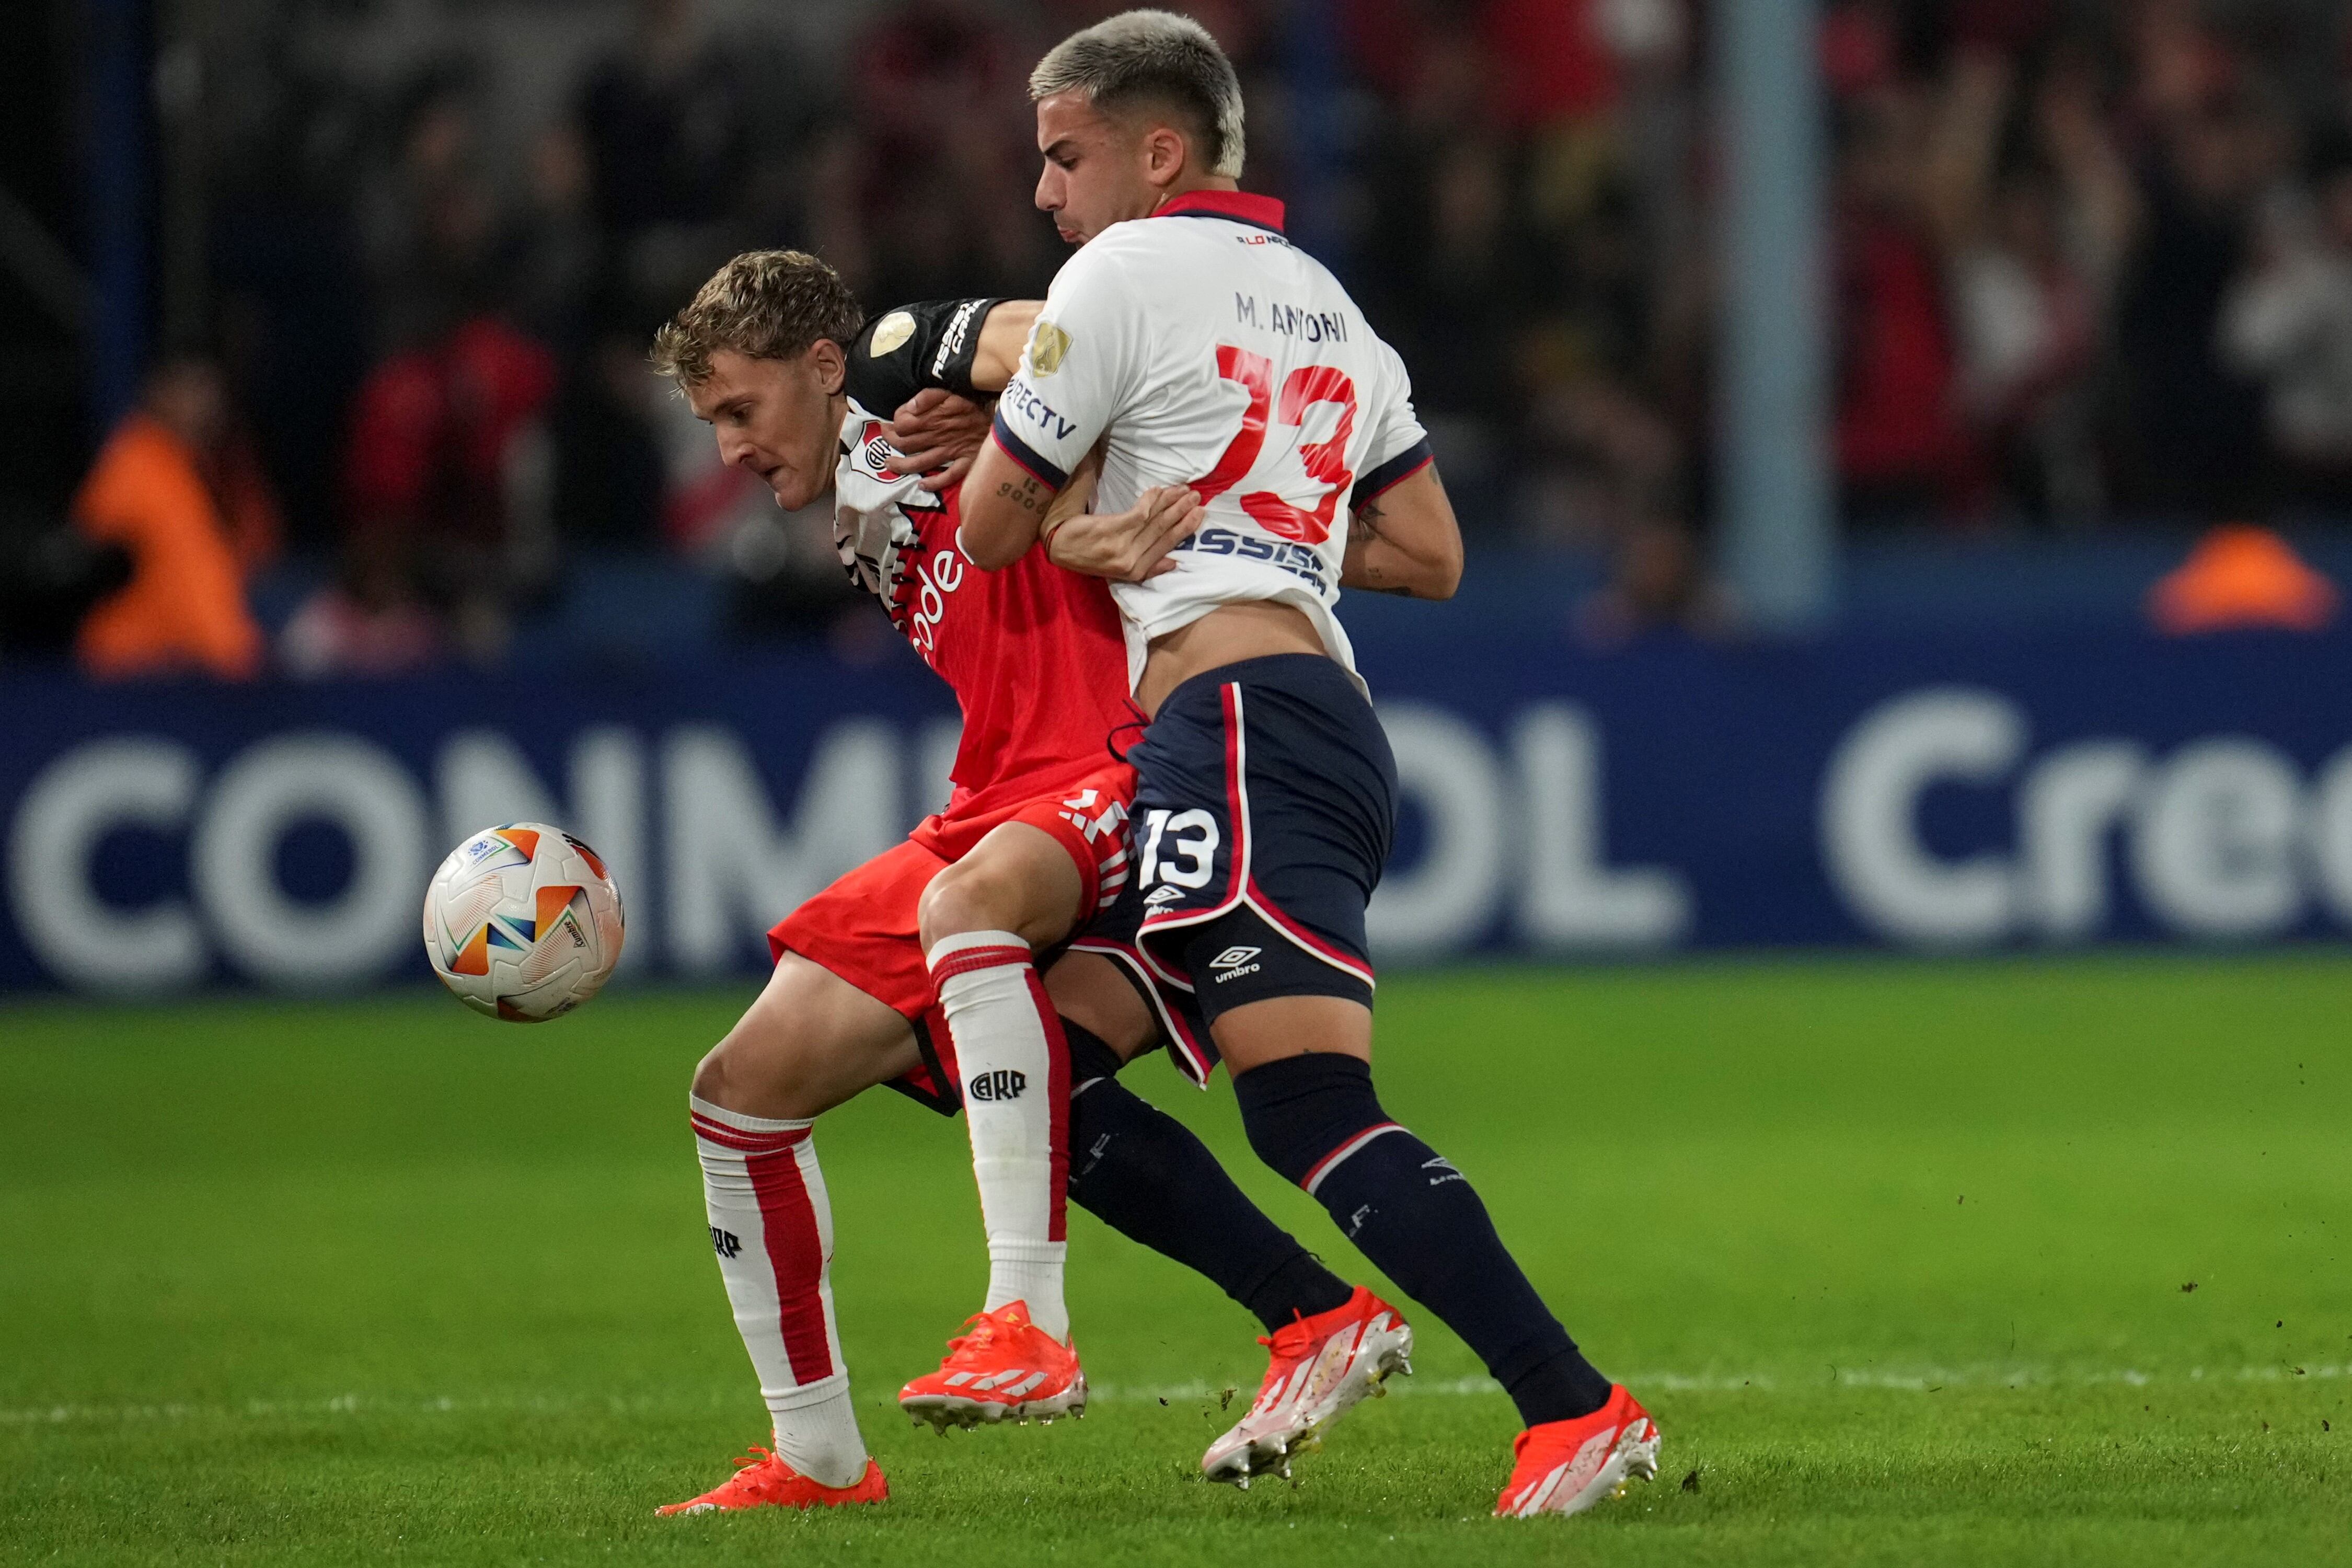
[
  {"left": 996, "top": 476, "right": 1047, "bottom": 516},
  {"left": 1358, "top": 558, "right": 1417, "bottom": 598}
]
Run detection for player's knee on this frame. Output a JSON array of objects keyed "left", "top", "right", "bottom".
[
  {"left": 692, "top": 1021, "right": 821, "bottom": 1120},
  {"left": 1062, "top": 1018, "right": 1128, "bottom": 1088},
  {"left": 1043, "top": 952, "right": 1159, "bottom": 1060},
  {"left": 688, "top": 1039, "right": 737, "bottom": 1108},
  {"left": 1232, "top": 1053, "right": 1386, "bottom": 1187},
  {"left": 916, "top": 858, "right": 1021, "bottom": 951}
]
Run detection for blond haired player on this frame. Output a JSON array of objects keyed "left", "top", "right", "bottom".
[{"left": 647, "top": 250, "right": 1388, "bottom": 1512}]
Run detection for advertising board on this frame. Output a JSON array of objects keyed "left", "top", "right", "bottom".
[{"left": 7, "top": 626, "right": 2349, "bottom": 994}]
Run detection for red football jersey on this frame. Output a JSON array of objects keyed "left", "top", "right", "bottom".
[{"left": 832, "top": 401, "right": 1135, "bottom": 825}]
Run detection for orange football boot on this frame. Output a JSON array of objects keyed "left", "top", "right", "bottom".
[
  {"left": 656, "top": 1447, "right": 887, "bottom": 1515},
  {"left": 1493, "top": 1384, "right": 1661, "bottom": 1518},
  {"left": 1202, "top": 1285, "right": 1413, "bottom": 1486},
  {"left": 897, "top": 1300, "right": 1087, "bottom": 1429}
]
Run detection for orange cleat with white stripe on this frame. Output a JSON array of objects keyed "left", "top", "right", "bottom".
[
  {"left": 1493, "top": 1385, "right": 1661, "bottom": 1518},
  {"left": 655, "top": 1448, "right": 887, "bottom": 1515},
  {"left": 1202, "top": 1285, "right": 1413, "bottom": 1486},
  {"left": 897, "top": 1301, "right": 1087, "bottom": 1430}
]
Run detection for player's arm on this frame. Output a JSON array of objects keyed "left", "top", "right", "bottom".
[
  {"left": 1343, "top": 460, "right": 1461, "bottom": 601},
  {"left": 837, "top": 297, "right": 1023, "bottom": 490},
  {"left": 1341, "top": 344, "right": 1459, "bottom": 599},
  {"left": 968, "top": 447, "right": 1200, "bottom": 580},
  {"left": 959, "top": 245, "right": 1137, "bottom": 570},
  {"left": 960, "top": 439, "right": 1058, "bottom": 568},
  {"left": 968, "top": 301, "right": 1039, "bottom": 393},
  {"left": 884, "top": 302, "right": 1043, "bottom": 490},
  {"left": 1035, "top": 444, "right": 1203, "bottom": 580}
]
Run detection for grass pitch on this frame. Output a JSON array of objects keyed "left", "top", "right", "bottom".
[{"left": 3, "top": 955, "right": 2348, "bottom": 1565}]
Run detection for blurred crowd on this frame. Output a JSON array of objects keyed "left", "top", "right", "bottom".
[
  {"left": 1341, "top": 0, "right": 2352, "bottom": 635},
  {"left": 1822, "top": 0, "right": 2352, "bottom": 534},
  {"left": 26, "top": 0, "right": 2352, "bottom": 679}
]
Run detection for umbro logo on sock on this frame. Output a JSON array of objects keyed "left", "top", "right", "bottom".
[
  {"left": 967, "top": 1068, "right": 1028, "bottom": 1102},
  {"left": 710, "top": 1226, "right": 742, "bottom": 1259},
  {"left": 1422, "top": 1155, "right": 1467, "bottom": 1187}
]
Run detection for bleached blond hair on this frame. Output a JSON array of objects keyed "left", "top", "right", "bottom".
[{"left": 1030, "top": 10, "right": 1245, "bottom": 179}]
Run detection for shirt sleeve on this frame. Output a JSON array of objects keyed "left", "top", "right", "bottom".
[
  {"left": 1347, "top": 334, "right": 1434, "bottom": 511},
  {"left": 843, "top": 297, "right": 1005, "bottom": 412},
  {"left": 988, "top": 244, "right": 1140, "bottom": 490}
]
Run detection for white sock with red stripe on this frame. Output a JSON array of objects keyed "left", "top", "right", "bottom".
[
  {"left": 927, "top": 930, "right": 1071, "bottom": 1343},
  {"left": 689, "top": 1095, "right": 867, "bottom": 1488}
]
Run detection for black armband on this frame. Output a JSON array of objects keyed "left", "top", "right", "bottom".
[
  {"left": 844, "top": 297, "right": 1006, "bottom": 413},
  {"left": 1349, "top": 437, "right": 1434, "bottom": 513}
]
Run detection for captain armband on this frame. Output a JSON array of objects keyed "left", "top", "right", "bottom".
[{"left": 844, "top": 297, "right": 1007, "bottom": 411}]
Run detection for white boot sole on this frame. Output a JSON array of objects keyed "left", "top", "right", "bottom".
[
  {"left": 901, "top": 1376, "right": 1087, "bottom": 1432},
  {"left": 1204, "top": 1320, "right": 1415, "bottom": 1487}
]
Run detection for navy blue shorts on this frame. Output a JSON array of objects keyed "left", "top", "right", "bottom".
[{"left": 1071, "top": 653, "right": 1396, "bottom": 1082}]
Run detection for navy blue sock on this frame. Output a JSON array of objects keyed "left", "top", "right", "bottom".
[
  {"left": 1232, "top": 1052, "right": 1612, "bottom": 1426},
  {"left": 1061, "top": 1023, "right": 1352, "bottom": 1332}
]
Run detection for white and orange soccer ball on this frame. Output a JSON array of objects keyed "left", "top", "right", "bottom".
[{"left": 422, "top": 823, "right": 625, "bottom": 1021}]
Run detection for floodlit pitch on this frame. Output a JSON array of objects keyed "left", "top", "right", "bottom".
[{"left": 2, "top": 956, "right": 2345, "bottom": 1565}]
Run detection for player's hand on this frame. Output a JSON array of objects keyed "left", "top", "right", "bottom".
[
  {"left": 889, "top": 389, "right": 992, "bottom": 492},
  {"left": 1046, "top": 485, "right": 1205, "bottom": 582}
]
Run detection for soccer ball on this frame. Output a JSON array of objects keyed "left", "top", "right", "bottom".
[{"left": 423, "top": 823, "right": 625, "bottom": 1022}]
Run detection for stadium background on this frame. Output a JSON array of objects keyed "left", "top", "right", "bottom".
[{"left": 4, "top": 2, "right": 2349, "bottom": 1563}]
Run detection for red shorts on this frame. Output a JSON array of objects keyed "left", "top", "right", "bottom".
[{"left": 765, "top": 767, "right": 1132, "bottom": 1113}]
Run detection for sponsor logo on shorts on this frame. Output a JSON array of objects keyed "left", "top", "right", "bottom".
[
  {"left": 1059, "top": 788, "right": 1127, "bottom": 844},
  {"left": 710, "top": 1226, "right": 742, "bottom": 1259},
  {"left": 1208, "top": 945, "right": 1262, "bottom": 984},
  {"left": 1144, "top": 885, "right": 1184, "bottom": 906},
  {"left": 967, "top": 1068, "right": 1028, "bottom": 1102}
]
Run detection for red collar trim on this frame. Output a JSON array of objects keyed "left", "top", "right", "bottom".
[{"left": 1152, "top": 189, "right": 1287, "bottom": 233}]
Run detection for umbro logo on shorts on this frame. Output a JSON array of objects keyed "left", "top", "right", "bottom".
[
  {"left": 967, "top": 1068, "right": 1028, "bottom": 1102},
  {"left": 1144, "top": 885, "right": 1183, "bottom": 906},
  {"left": 1208, "top": 945, "right": 1262, "bottom": 984},
  {"left": 710, "top": 1226, "right": 742, "bottom": 1259}
]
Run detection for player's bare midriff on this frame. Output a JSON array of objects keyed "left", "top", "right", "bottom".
[{"left": 1134, "top": 599, "right": 1324, "bottom": 718}]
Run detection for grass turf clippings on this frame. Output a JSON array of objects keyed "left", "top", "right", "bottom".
[{"left": 3, "top": 953, "right": 2349, "bottom": 1565}]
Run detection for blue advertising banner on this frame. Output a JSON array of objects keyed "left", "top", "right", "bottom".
[{"left": 6, "top": 625, "right": 2351, "bottom": 995}]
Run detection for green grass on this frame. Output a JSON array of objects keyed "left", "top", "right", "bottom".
[{"left": 4, "top": 954, "right": 2349, "bottom": 1565}]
